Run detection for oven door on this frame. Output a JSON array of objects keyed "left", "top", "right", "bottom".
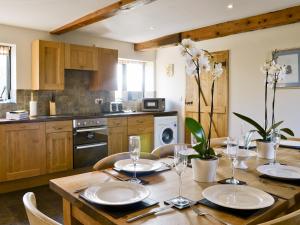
[{"left": 73, "top": 127, "right": 108, "bottom": 169}]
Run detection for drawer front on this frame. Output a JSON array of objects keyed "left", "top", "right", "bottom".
[
  {"left": 128, "top": 116, "right": 153, "bottom": 135},
  {"left": 2, "top": 122, "right": 43, "bottom": 131},
  {"left": 107, "top": 117, "right": 127, "bottom": 127},
  {"left": 128, "top": 124, "right": 153, "bottom": 135},
  {"left": 46, "top": 121, "right": 72, "bottom": 133}
]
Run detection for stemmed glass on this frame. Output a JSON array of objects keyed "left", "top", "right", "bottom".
[
  {"left": 225, "top": 137, "right": 240, "bottom": 184},
  {"left": 172, "top": 144, "right": 188, "bottom": 207},
  {"left": 129, "top": 136, "right": 141, "bottom": 184},
  {"left": 271, "top": 129, "right": 281, "bottom": 165}
]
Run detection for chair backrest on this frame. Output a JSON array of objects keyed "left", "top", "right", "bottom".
[
  {"left": 210, "top": 137, "right": 227, "bottom": 148},
  {"left": 258, "top": 208, "right": 300, "bottom": 225},
  {"left": 93, "top": 152, "right": 158, "bottom": 170},
  {"left": 151, "top": 144, "right": 193, "bottom": 158},
  {"left": 151, "top": 144, "right": 177, "bottom": 158},
  {"left": 23, "top": 192, "right": 61, "bottom": 225}
]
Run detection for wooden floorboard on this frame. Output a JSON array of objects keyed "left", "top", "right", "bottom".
[{"left": 0, "top": 185, "right": 63, "bottom": 225}]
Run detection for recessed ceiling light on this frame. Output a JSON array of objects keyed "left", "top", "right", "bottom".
[
  {"left": 227, "top": 4, "right": 233, "bottom": 9},
  {"left": 149, "top": 26, "right": 155, "bottom": 30}
]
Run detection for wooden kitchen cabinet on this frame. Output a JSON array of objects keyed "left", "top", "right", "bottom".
[
  {"left": 32, "top": 40, "right": 65, "bottom": 90},
  {"left": 90, "top": 48, "right": 118, "bottom": 91},
  {"left": 128, "top": 115, "right": 154, "bottom": 153},
  {"left": 0, "top": 123, "right": 46, "bottom": 181},
  {"left": 107, "top": 117, "right": 128, "bottom": 155},
  {"left": 65, "top": 44, "right": 98, "bottom": 71},
  {"left": 46, "top": 121, "right": 73, "bottom": 173}
]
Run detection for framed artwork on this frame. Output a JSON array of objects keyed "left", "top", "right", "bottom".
[{"left": 275, "top": 48, "right": 300, "bottom": 88}]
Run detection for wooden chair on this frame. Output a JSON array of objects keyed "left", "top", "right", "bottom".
[
  {"left": 23, "top": 192, "right": 61, "bottom": 225},
  {"left": 210, "top": 137, "right": 227, "bottom": 148},
  {"left": 93, "top": 152, "right": 158, "bottom": 170},
  {"left": 151, "top": 144, "right": 193, "bottom": 158},
  {"left": 258, "top": 208, "right": 300, "bottom": 225}
]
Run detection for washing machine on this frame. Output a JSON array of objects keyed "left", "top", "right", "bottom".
[{"left": 154, "top": 116, "right": 178, "bottom": 148}]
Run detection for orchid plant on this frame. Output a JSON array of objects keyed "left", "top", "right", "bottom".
[
  {"left": 180, "top": 38, "right": 223, "bottom": 159},
  {"left": 234, "top": 50, "right": 294, "bottom": 141}
]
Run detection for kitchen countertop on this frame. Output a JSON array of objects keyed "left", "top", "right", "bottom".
[{"left": 0, "top": 111, "right": 178, "bottom": 124}]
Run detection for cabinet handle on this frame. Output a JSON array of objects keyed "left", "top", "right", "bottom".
[
  {"left": 136, "top": 120, "right": 144, "bottom": 123},
  {"left": 54, "top": 127, "right": 63, "bottom": 130},
  {"left": 114, "top": 122, "right": 121, "bottom": 126}
]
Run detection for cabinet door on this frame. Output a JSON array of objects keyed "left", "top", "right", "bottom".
[
  {"left": 32, "top": 40, "right": 65, "bottom": 90},
  {"left": 90, "top": 48, "right": 118, "bottom": 91},
  {"left": 108, "top": 126, "right": 128, "bottom": 155},
  {"left": 65, "top": 44, "right": 98, "bottom": 71},
  {"left": 46, "top": 132, "right": 73, "bottom": 173},
  {"left": 0, "top": 123, "right": 46, "bottom": 181}
]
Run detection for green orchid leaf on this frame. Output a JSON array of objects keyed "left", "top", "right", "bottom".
[
  {"left": 193, "top": 142, "right": 206, "bottom": 155},
  {"left": 280, "top": 128, "right": 295, "bottom": 136},
  {"left": 188, "top": 154, "right": 201, "bottom": 160},
  {"left": 233, "top": 113, "right": 266, "bottom": 136},
  {"left": 266, "top": 121, "right": 284, "bottom": 135},
  {"left": 207, "top": 147, "right": 216, "bottom": 157},
  {"left": 281, "top": 134, "right": 287, "bottom": 140},
  {"left": 185, "top": 117, "right": 207, "bottom": 142}
]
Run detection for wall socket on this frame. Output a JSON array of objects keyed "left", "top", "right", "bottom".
[{"left": 95, "top": 98, "right": 103, "bottom": 104}]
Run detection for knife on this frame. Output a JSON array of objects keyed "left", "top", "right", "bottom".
[{"left": 127, "top": 204, "right": 174, "bottom": 223}]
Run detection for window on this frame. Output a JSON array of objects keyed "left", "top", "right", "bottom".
[
  {"left": 0, "top": 45, "right": 12, "bottom": 102},
  {"left": 115, "top": 59, "right": 155, "bottom": 101}
]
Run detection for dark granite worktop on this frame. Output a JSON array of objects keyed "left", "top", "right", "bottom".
[{"left": 0, "top": 111, "right": 178, "bottom": 124}]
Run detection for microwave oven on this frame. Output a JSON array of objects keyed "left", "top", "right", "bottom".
[{"left": 142, "top": 98, "right": 165, "bottom": 112}]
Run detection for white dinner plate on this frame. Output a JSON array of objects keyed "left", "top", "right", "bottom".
[
  {"left": 223, "top": 140, "right": 256, "bottom": 149},
  {"left": 202, "top": 184, "right": 274, "bottom": 210},
  {"left": 114, "top": 159, "right": 162, "bottom": 173},
  {"left": 280, "top": 140, "right": 300, "bottom": 149},
  {"left": 81, "top": 182, "right": 150, "bottom": 206},
  {"left": 257, "top": 164, "right": 300, "bottom": 180}
]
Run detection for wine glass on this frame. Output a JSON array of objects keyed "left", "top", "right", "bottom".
[
  {"left": 271, "top": 129, "right": 281, "bottom": 165},
  {"left": 129, "top": 136, "right": 141, "bottom": 184},
  {"left": 225, "top": 137, "right": 240, "bottom": 184},
  {"left": 172, "top": 144, "right": 188, "bottom": 207}
]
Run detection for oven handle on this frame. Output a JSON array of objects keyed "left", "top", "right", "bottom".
[
  {"left": 75, "top": 127, "right": 107, "bottom": 133},
  {"left": 75, "top": 143, "right": 107, "bottom": 150}
]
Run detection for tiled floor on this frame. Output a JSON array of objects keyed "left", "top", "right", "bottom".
[{"left": 0, "top": 185, "right": 63, "bottom": 225}]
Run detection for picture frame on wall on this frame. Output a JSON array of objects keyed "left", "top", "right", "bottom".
[{"left": 275, "top": 48, "right": 300, "bottom": 88}]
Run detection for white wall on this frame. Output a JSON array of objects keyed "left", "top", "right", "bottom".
[
  {"left": 156, "top": 23, "right": 300, "bottom": 141},
  {"left": 0, "top": 24, "right": 156, "bottom": 89}
]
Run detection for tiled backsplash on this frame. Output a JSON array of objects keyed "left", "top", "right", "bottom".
[{"left": 0, "top": 70, "right": 115, "bottom": 117}]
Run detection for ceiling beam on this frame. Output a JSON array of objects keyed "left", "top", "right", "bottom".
[
  {"left": 134, "top": 5, "right": 300, "bottom": 51},
  {"left": 134, "top": 33, "right": 181, "bottom": 51},
  {"left": 50, "top": 0, "right": 137, "bottom": 35}
]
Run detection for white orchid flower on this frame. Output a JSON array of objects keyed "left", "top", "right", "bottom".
[
  {"left": 181, "top": 38, "right": 195, "bottom": 50},
  {"left": 190, "top": 48, "right": 204, "bottom": 60},
  {"left": 212, "top": 63, "right": 223, "bottom": 80},
  {"left": 198, "top": 55, "right": 210, "bottom": 72}
]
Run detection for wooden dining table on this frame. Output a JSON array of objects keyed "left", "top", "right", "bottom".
[{"left": 50, "top": 147, "right": 300, "bottom": 225}]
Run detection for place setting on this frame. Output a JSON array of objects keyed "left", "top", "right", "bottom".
[{"left": 256, "top": 129, "right": 300, "bottom": 186}]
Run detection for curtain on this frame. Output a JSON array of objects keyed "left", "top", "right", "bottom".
[{"left": 0, "top": 45, "right": 11, "bottom": 55}]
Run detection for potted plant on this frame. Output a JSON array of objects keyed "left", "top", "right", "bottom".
[
  {"left": 234, "top": 51, "right": 294, "bottom": 159},
  {"left": 180, "top": 38, "right": 223, "bottom": 182}
]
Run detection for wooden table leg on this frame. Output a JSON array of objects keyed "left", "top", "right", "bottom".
[{"left": 63, "top": 198, "right": 81, "bottom": 225}]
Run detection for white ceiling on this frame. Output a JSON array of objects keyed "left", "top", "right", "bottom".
[{"left": 1, "top": 0, "right": 300, "bottom": 43}]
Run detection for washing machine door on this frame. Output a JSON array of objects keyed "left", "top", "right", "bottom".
[{"left": 161, "top": 127, "right": 174, "bottom": 145}]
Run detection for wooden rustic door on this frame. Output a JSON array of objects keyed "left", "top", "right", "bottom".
[{"left": 185, "top": 50, "right": 229, "bottom": 143}]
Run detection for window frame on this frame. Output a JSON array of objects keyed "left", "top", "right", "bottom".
[{"left": 0, "top": 45, "right": 12, "bottom": 101}]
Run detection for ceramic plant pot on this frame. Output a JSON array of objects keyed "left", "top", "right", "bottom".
[
  {"left": 256, "top": 141, "right": 274, "bottom": 159},
  {"left": 191, "top": 158, "right": 218, "bottom": 182}
]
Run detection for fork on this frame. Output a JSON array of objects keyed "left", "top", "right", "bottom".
[{"left": 189, "top": 203, "right": 232, "bottom": 225}]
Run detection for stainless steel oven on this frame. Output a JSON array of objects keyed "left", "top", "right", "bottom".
[{"left": 73, "top": 118, "right": 108, "bottom": 169}]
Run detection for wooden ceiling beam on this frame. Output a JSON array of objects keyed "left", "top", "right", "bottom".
[
  {"left": 134, "top": 5, "right": 300, "bottom": 51},
  {"left": 134, "top": 33, "right": 181, "bottom": 51},
  {"left": 50, "top": 0, "right": 137, "bottom": 35}
]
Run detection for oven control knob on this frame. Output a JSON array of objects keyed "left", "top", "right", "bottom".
[
  {"left": 83, "top": 121, "right": 87, "bottom": 126},
  {"left": 77, "top": 122, "right": 81, "bottom": 126},
  {"left": 96, "top": 121, "right": 100, "bottom": 124}
]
